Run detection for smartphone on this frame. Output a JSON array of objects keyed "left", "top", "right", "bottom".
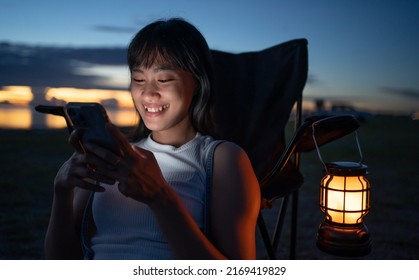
[{"left": 63, "top": 102, "right": 120, "bottom": 155}]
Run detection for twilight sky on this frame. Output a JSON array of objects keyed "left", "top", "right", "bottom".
[{"left": 1, "top": 0, "right": 418, "bottom": 114}]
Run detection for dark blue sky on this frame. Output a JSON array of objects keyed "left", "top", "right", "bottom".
[{"left": 1, "top": 0, "right": 418, "bottom": 113}]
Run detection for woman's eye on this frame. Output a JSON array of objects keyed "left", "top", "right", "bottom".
[
  {"left": 158, "top": 79, "right": 173, "bottom": 83},
  {"left": 132, "top": 78, "right": 145, "bottom": 83}
]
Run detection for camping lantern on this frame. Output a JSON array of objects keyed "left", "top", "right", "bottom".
[
  {"left": 316, "top": 161, "right": 371, "bottom": 257},
  {"left": 311, "top": 117, "right": 372, "bottom": 257}
]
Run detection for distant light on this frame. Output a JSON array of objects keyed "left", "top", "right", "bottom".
[
  {"left": 0, "top": 86, "right": 33, "bottom": 105},
  {"left": 45, "top": 88, "right": 133, "bottom": 108}
]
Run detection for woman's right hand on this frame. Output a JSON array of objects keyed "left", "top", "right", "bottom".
[{"left": 53, "top": 129, "right": 116, "bottom": 195}]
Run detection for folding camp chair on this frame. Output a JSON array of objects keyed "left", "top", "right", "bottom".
[{"left": 210, "top": 39, "right": 360, "bottom": 259}]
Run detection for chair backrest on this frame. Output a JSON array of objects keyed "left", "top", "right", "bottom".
[{"left": 210, "top": 39, "right": 308, "bottom": 182}]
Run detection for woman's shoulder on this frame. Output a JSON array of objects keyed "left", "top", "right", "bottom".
[
  {"left": 213, "top": 141, "right": 249, "bottom": 164},
  {"left": 197, "top": 133, "right": 247, "bottom": 160}
]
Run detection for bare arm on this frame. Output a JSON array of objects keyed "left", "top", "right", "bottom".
[
  {"left": 44, "top": 187, "right": 88, "bottom": 259},
  {"left": 210, "top": 142, "right": 260, "bottom": 259},
  {"left": 44, "top": 149, "right": 112, "bottom": 259}
]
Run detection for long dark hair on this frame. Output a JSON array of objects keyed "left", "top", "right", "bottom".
[{"left": 127, "top": 18, "right": 215, "bottom": 141}]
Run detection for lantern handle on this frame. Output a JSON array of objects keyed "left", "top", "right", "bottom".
[{"left": 311, "top": 116, "right": 364, "bottom": 171}]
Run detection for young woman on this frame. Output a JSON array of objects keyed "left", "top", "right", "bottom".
[{"left": 44, "top": 18, "right": 260, "bottom": 260}]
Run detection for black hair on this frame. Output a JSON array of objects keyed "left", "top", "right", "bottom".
[{"left": 127, "top": 18, "right": 215, "bottom": 141}]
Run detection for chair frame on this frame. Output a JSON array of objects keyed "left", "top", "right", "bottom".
[{"left": 257, "top": 96, "right": 303, "bottom": 259}]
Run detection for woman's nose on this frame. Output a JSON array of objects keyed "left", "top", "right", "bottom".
[{"left": 142, "top": 82, "right": 160, "bottom": 99}]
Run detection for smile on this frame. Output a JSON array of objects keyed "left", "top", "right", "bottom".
[{"left": 144, "top": 104, "right": 169, "bottom": 113}]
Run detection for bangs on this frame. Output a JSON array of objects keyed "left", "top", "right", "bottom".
[
  {"left": 131, "top": 42, "right": 180, "bottom": 70},
  {"left": 128, "top": 28, "right": 192, "bottom": 72},
  {"left": 128, "top": 18, "right": 206, "bottom": 75}
]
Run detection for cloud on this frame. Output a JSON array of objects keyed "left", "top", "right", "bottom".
[
  {"left": 306, "top": 73, "right": 321, "bottom": 86},
  {"left": 91, "top": 25, "right": 137, "bottom": 34},
  {"left": 0, "top": 42, "right": 127, "bottom": 90},
  {"left": 380, "top": 86, "right": 419, "bottom": 100}
]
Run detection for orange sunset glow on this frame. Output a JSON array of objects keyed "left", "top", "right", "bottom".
[
  {"left": 0, "top": 86, "right": 33, "bottom": 105},
  {"left": 0, "top": 86, "right": 134, "bottom": 108},
  {"left": 0, "top": 86, "right": 137, "bottom": 129},
  {"left": 45, "top": 88, "right": 134, "bottom": 108}
]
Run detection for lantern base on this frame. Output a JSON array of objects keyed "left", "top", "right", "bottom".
[{"left": 316, "top": 221, "right": 371, "bottom": 257}]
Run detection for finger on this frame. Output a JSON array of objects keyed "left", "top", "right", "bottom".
[
  {"left": 90, "top": 173, "right": 116, "bottom": 186},
  {"left": 62, "top": 169, "right": 106, "bottom": 192},
  {"left": 83, "top": 143, "right": 120, "bottom": 169},
  {"left": 77, "top": 166, "right": 116, "bottom": 190},
  {"left": 68, "top": 128, "right": 86, "bottom": 154},
  {"left": 78, "top": 178, "right": 106, "bottom": 192},
  {"left": 86, "top": 164, "right": 117, "bottom": 184},
  {"left": 105, "top": 123, "right": 132, "bottom": 156},
  {"left": 68, "top": 154, "right": 115, "bottom": 185}
]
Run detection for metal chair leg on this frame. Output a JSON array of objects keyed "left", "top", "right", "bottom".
[
  {"left": 272, "top": 195, "right": 289, "bottom": 251},
  {"left": 290, "top": 190, "right": 299, "bottom": 259},
  {"left": 257, "top": 212, "right": 277, "bottom": 259}
]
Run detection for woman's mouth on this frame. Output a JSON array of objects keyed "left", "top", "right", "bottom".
[{"left": 143, "top": 104, "right": 169, "bottom": 113}]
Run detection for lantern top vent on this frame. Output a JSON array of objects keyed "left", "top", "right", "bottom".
[{"left": 325, "top": 161, "right": 368, "bottom": 176}]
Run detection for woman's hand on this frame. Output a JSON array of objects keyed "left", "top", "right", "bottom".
[
  {"left": 53, "top": 128, "right": 117, "bottom": 195},
  {"left": 81, "top": 123, "right": 171, "bottom": 205}
]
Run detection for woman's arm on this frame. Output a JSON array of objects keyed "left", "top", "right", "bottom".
[
  {"left": 44, "top": 142, "right": 113, "bottom": 259},
  {"left": 210, "top": 142, "right": 261, "bottom": 259},
  {"left": 44, "top": 186, "right": 89, "bottom": 259}
]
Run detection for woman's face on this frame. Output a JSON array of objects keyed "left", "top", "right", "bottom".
[{"left": 130, "top": 63, "right": 197, "bottom": 138}]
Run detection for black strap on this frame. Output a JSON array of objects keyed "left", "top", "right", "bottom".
[{"left": 203, "top": 140, "right": 225, "bottom": 239}]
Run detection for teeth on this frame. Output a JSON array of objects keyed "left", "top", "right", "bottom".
[{"left": 144, "top": 104, "right": 169, "bottom": 113}]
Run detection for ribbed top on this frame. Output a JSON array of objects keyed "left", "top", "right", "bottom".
[{"left": 90, "top": 133, "right": 218, "bottom": 259}]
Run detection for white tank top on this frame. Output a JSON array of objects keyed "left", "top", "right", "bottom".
[{"left": 90, "top": 133, "right": 220, "bottom": 259}]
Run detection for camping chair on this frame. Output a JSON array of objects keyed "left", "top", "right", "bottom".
[{"left": 210, "top": 39, "right": 360, "bottom": 259}]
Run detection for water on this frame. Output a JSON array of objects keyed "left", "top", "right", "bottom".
[{"left": 0, "top": 105, "right": 137, "bottom": 130}]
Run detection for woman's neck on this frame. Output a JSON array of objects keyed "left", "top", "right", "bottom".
[{"left": 151, "top": 126, "right": 197, "bottom": 148}]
